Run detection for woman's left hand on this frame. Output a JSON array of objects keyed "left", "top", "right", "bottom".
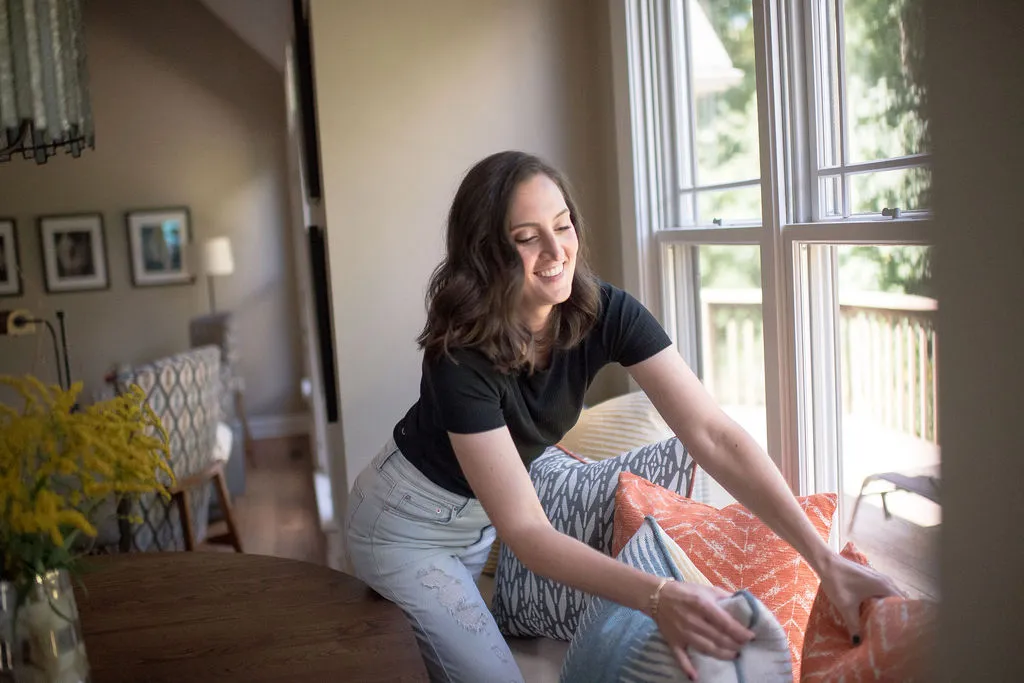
[{"left": 817, "top": 553, "right": 905, "bottom": 643}]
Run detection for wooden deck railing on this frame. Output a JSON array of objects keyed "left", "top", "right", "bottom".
[{"left": 700, "top": 289, "right": 939, "bottom": 443}]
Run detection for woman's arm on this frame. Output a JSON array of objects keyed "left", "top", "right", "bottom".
[
  {"left": 626, "top": 346, "right": 900, "bottom": 638},
  {"left": 450, "top": 428, "right": 753, "bottom": 678},
  {"left": 627, "top": 347, "right": 835, "bottom": 572}
]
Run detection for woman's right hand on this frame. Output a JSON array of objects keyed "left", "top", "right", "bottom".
[{"left": 653, "top": 580, "right": 756, "bottom": 680}]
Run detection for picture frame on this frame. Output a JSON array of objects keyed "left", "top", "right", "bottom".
[
  {"left": 38, "top": 213, "right": 109, "bottom": 293},
  {"left": 0, "top": 218, "right": 22, "bottom": 297},
  {"left": 125, "top": 207, "right": 194, "bottom": 287}
]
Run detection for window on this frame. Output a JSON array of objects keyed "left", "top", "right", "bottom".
[
  {"left": 673, "top": 0, "right": 762, "bottom": 226},
  {"left": 616, "top": 0, "right": 936, "bottom": 597}
]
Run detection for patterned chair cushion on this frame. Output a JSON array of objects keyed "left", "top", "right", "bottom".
[
  {"left": 112, "top": 345, "right": 222, "bottom": 552},
  {"left": 491, "top": 438, "right": 695, "bottom": 640},
  {"left": 561, "top": 516, "right": 792, "bottom": 683}
]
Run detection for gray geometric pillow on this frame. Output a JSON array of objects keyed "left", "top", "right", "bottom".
[{"left": 491, "top": 437, "right": 695, "bottom": 640}]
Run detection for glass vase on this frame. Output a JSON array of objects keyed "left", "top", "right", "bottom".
[{"left": 0, "top": 570, "right": 90, "bottom": 683}]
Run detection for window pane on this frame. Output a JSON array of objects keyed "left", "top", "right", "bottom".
[
  {"left": 696, "top": 245, "right": 765, "bottom": 507},
  {"left": 849, "top": 166, "right": 931, "bottom": 215},
  {"left": 819, "top": 174, "right": 842, "bottom": 217},
  {"left": 843, "top": 0, "right": 927, "bottom": 163},
  {"left": 685, "top": 0, "right": 761, "bottom": 187},
  {"left": 695, "top": 185, "right": 761, "bottom": 225},
  {"left": 838, "top": 244, "right": 938, "bottom": 599}
]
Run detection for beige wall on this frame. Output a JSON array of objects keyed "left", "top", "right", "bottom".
[
  {"left": 309, "top": 0, "right": 626, "bottom": 492},
  {"left": 929, "top": 0, "right": 1024, "bottom": 678},
  {"left": 0, "top": 0, "right": 303, "bottom": 417}
]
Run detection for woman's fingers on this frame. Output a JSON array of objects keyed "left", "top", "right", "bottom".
[
  {"left": 696, "top": 595, "right": 756, "bottom": 644},
  {"left": 709, "top": 585, "right": 732, "bottom": 600},
  {"left": 669, "top": 643, "right": 698, "bottom": 681},
  {"left": 684, "top": 613, "right": 745, "bottom": 654},
  {"left": 685, "top": 631, "right": 742, "bottom": 661}
]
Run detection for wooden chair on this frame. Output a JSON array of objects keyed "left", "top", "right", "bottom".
[
  {"left": 172, "top": 460, "right": 243, "bottom": 552},
  {"left": 104, "top": 346, "right": 244, "bottom": 554}
]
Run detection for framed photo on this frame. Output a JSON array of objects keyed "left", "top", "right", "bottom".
[
  {"left": 126, "top": 208, "right": 193, "bottom": 287},
  {"left": 0, "top": 219, "right": 22, "bottom": 297},
  {"left": 39, "top": 214, "right": 109, "bottom": 293}
]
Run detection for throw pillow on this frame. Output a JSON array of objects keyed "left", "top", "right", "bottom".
[
  {"left": 481, "top": 391, "right": 681, "bottom": 578},
  {"left": 561, "top": 516, "right": 792, "bottom": 683},
  {"left": 491, "top": 438, "right": 695, "bottom": 640},
  {"left": 558, "top": 391, "right": 675, "bottom": 463},
  {"left": 613, "top": 472, "right": 838, "bottom": 679},
  {"left": 801, "top": 542, "right": 938, "bottom": 682}
]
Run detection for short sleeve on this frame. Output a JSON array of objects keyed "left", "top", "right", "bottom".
[
  {"left": 425, "top": 350, "right": 507, "bottom": 434},
  {"left": 600, "top": 283, "right": 673, "bottom": 367}
]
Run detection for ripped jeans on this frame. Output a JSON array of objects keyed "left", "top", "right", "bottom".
[{"left": 344, "top": 439, "right": 523, "bottom": 683}]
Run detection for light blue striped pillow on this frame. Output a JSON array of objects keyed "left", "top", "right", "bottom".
[{"left": 560, "top": 516, "right": 793, "bottom": 683}]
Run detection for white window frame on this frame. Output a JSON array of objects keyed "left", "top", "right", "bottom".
[{"left": 611, "top": 0, "right": 933, "bottom": 502}]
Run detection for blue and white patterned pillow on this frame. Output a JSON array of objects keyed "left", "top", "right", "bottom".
[
  {"left": 560, "top": 516, "right": 793, "bottom": 683},
  {"left": 491, "top": 437, "right": 695, "bottom": 640}
]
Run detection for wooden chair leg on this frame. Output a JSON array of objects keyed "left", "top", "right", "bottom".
[
  {"left": 213, "top": 468, "right": 244, "bottom": 553},
  {"left": 174, "top": 490, "right": 197, "bottom": 551}
]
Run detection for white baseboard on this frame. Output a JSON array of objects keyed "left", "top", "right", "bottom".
[
  {"left": 313, "top": 471, "right": 336, "bottom": 529},
  {"left": 248, "top": 413, "right": 311, "bottom": 440}
]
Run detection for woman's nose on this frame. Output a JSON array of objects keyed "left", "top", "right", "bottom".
[{"left": 540, "top": 232, "right": 563, "bottom": 258}]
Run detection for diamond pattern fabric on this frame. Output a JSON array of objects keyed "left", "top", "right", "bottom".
[{"left": 111, "top": 346, "right": 222, "bottom": 552}]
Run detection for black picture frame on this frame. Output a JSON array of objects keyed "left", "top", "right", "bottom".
[
  {"left": 125, "top": 207, "right": 195, "bottom": 288},
  {"left": 0, "top": 218, "right": 22, "bottom": 297},
  {"left": 38, "top": 213, "right": 110, "bottom": 293}
]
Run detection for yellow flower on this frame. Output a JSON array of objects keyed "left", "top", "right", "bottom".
[{"left": 1, "top": 375, "right": 175, "bottom": 582}]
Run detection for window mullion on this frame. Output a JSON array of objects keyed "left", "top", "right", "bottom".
[
  {"left": 680, "top": 0, "right": 699, "bottom": 224},
  {"left": 835, "top": 0, "right": 851, "bottom": 216},
  {"left": 805, "top": 245, "right": 843, "bottom": 503},
  {"left": 666, "top": 0, "right": 690, "bottom": 226},
  {"left": 784, "top": 0, "right": 814, "bottom": 224},
  {"left": 753, "top": 0, "right": 801, "bottom": 490}
]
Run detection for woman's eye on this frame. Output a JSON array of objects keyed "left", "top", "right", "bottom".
[
  {"left": 556, "top": 225, "right": 573, "bottom": 232},
  {"left": 515, "top": 236, "right": 538, "bottom": 244}
]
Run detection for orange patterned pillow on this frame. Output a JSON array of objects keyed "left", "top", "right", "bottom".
[
  {"left": 800, "top": 542, "right": 937, "bottom": 682},
  {"left": 613, "top": 472, "right": 837, "bottom": 680}
]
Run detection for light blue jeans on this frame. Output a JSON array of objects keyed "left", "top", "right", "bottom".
[{"left": 344, "top": 439, "right": 524, "bottom": 683}]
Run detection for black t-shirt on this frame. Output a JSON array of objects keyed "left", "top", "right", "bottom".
[{"left": 393, "top": 281, "right": 673, "bottom": 497}]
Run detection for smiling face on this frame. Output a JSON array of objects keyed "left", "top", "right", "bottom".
[{"left": 508, "top": 173, "right": 579, "bottom": 331}]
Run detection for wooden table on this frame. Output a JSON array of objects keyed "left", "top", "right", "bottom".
[{"left": 74, "top": 552, "right": 428, "bottom": 682}]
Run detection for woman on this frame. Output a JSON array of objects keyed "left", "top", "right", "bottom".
[{"left": 344, "top": 151, "right": 897, "bottom": 682}]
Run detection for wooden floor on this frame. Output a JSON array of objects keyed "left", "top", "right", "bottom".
[
  {"left": 844, "top": 493, "right": 939, "bottom": 600},
  {"left": 203, "top": 435, "right": 327, "bottom": 566}
]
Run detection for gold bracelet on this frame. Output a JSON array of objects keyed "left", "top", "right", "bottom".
[{"left": 649, "top": 577, "right": 675, "bottom": 618}]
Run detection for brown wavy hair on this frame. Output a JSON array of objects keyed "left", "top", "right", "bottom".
[{"left": 417, "top": 151, "right": 601, "bottom": 374}]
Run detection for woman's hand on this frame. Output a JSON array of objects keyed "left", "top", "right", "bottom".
[
  {"left": 817, "top": 553, "right": 904, "bottom": 643},
  {"left": 654, "top": 581, "right": 756, "bottom": 680}
]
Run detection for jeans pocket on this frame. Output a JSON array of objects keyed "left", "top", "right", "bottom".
[{"left": 384, "top": 486, "right": 456, "bottom": 525}]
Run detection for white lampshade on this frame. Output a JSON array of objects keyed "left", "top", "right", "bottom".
[{"left": 203, "top": 237, "right": 235, "bottom": 277}]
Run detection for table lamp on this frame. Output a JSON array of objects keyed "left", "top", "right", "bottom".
[{"left": 203, "top": 237, "right": 235, "bottom": 313}]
